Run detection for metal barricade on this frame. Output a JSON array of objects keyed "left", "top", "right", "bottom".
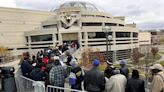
[
  {"left": 16, "top": 75, "right": 45, "bottom": 92},
  {"left": 47, "top": 85, "right": 87, "bottom": 92}
]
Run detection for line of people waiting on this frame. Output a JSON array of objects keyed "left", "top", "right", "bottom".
[{"left": 19, "top": 45, "right": 164, "bottom": 92}]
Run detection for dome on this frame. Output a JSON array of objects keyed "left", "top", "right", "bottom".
[{"left": 59, "top": 1, "right": 102, "bottom": 11}]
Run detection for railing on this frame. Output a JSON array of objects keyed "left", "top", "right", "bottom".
[
  {"left": 16, "top": 75, "right": 87, "bottom": 92},
  {"left": 16, "top": 75, "right": 45, "bottom": 92},
  {"left": 46, "top": 85, "right": 87, "bottom": 92},
  {"left": 15, "top": 67, "right": 86, "bottom": 92}
]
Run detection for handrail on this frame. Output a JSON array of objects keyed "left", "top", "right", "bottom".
[
  {"left": 18, "top": 75, "right": 36, "bottom": 82},
  {"left": 47, "top": 85, "right": 87, "bottom": 92}
]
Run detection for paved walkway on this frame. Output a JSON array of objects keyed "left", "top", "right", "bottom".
[
  {"left": 156, "top": 53, "right": 164, "bottom": 62},
  {"left": 0, "top": 59, "right": 20, "bottom": 70}
]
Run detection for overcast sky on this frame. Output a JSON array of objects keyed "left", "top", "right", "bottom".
[{"left": 0, "top": 0, "right": 164, "bottom": 30}]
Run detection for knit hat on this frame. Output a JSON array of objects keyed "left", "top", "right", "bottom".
[{"left": 92, "top": 59, "right": 100, "bottom": 66}]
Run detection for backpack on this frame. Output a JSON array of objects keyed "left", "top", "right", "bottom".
[{"left": 68, "top": 72, "right": 77, "bottom": 86}]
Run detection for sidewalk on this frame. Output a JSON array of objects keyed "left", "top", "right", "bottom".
[{"left": 0, "top": 59, "right": 20, "bottom": 70}]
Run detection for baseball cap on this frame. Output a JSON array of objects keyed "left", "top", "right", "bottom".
[
  {"left": 150, "top": 63, "right": 163, "bottom": 71},
  {"left": 120, "top": 60, "right": 126, "bottom": 65},
  {"left": 92, "top": 59, "right": 100, "bottom": 66}
]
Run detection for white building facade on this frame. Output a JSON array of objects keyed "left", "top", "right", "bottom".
[{"left": 0, "top": 1, "right": 151, "bottom": 60}]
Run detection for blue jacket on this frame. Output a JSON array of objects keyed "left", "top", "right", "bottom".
[{"left": 21, "top": 60, "right": 33, "bottom": 78}]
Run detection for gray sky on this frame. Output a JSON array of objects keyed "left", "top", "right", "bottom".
[{"left": 0, "top": 0, "right": 164, "bottom": 30}]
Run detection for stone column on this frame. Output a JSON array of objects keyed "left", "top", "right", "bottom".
[
  {"left": 53, "top": 33, "right": 57, "bottom": 47},
  {"left": 112, "top": 30, "right": 117, "bottom": 62},
  {"left": 28, "top": 36, "right": 31, "bottom": 49},
  {"left": 78, "top": 32, "right": 82, "bottom": 47},
  {"left": 84, "top": 32, "right": 88, "bottom": 47},
  {"left": 58, "top": 33, "right": 63, "bottom": 45}
]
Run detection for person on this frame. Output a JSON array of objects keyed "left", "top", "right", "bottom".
[
  {"left": 150, "top": 63, "right": 164, "bottom": 92},
  {"left": 65, "top": 51, "right": 73, "bottom": 66},
  {"left": 31, "top": 55, "right": 37, "bottom": 64},
  {"left": 126, "top": 69, "right": 145, "bottom": 92},
  {"left": 19, "top": 52, "right": 26, "bottom": 65},
  {"left": 45, "top": 55, "right": 60, "bottom": 87},
  {"left": 69, "top": 61, "right": 84, "bottom": 91},
  {"left": 120, "top": 60, "right": 129, "bottom": 78},
  {"left": 49, "top": 60, "right": 67, "bottom": 92},
  {"left": 21, "top": 52, "right": 33, "bottom": 78},
  {"left": 1, "top": 67, "right": 17, "bottom": 92},
  {"left": 58, "top": 45, "right": 63, "bottom": 55},
  {"left": 105, "top": 69, "right": 127, "bottom": 92},
  {"left": 30, "top": 63, "right": 46, "bottom": 81},
  {"left": 84, "top": 59, "right": 105, "bottom": 92},
  {"left": 104, "top": 59, "right": 115, "bottom": 78},
  {"left": 62, "top": 43, "right": 69, "bottom": 53},
  {"left": 42, "top": 54, "right": 49, "bottom": 65}
]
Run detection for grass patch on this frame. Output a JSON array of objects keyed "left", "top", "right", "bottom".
[
  {"left": 160, "top": 61, "right": 164, "bottom": 66},
  {"left": 148, "top": 53, "right": 161, "bottom": 60},
  {"left": 160, "top": 52, "right": 164, "bottom": 55}
]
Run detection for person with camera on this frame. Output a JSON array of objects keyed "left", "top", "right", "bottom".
[{"left": 0, "top": 67, "right": 17, "bottom": 92}]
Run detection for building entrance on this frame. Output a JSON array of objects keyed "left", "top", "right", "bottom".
[
  {"left": 62, "top": 33, "right": 80, "bottom": 49},
  {"left": 62, "top": 33, "right": 78, "bottom": 43}
]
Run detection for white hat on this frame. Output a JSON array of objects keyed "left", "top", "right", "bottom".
[
  {"left": 54, "top": 56, "right": 60, "bottom": 60},
  {"left": 106, "top": 60, "right": 113, "bottom": 65},
  {"left": 150, "top": 64, "right": 163, "bottom": 71}
]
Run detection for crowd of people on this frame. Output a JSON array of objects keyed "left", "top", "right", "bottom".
[{"left": 19, "top": 43, "right": 164, "bottom": 92}]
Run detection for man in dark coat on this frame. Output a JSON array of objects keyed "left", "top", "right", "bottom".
[
  {"left": 21, "top": 52, "right": 33, "bottom": 78},
  {"left": 126, "top": 69, "right": 145, "bottom": 92},
  {"left": 30, "top": 64, "right": 46, "bottom": 81},
  {"left": 84, "top": 59, "right": 105, "bottom": 92},
  {"left": 120, "top": 60, "right": 129, "bottom": 78}
]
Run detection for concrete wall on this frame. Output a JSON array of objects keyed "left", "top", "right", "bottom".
[
  {"left": 0, "top": 7, "right": 55, "bottom": 50},
  {"left": 139, "top": 32, "right": 151, "bottom": 45}
]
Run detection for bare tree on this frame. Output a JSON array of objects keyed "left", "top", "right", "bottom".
[
  {"left": 151, "top": 47, "right": 159, "bottom": 58},
  {"left": 132, "top": 48, "right": 143, "bottom": 67},
  {"left": 0, "top": 46, "right": 11, "bottom": 63}
]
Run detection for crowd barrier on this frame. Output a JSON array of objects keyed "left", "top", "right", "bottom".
[
  {"left": 16, "top": 75, "right": 45, "bottom": 92},
  {"left": 16, "top": 75, "right": 87, "bottom": 92},
  {"left": 46, "top": 85, "right": 87, "bottom": 92},
  {"left": 15, "top": 67, "right": 86, "bottom": 92}
]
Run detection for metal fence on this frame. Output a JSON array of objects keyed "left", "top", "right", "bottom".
[
  {"left": 16, "top": 75, "right": 45, "bottom": 92},
  {"left": 46, "top": 85, "right": 87, "bottom": 92}
]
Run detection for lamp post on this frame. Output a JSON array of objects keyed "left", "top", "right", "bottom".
[{"left": 102, "top": 26, "right": 112, "bottom": 62}]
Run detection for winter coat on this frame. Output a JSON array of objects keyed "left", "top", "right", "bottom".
[
  {"left": 30, "top": 68, "right": 45, "bottom": 81},
  {"left": 150, "top": 71, "right": 164, "bottom": 92},
  {"left": 84, "top": 67, "right": 105, "bottom": 92},
  {"left": 126, "top": 77, "right": 145, "bottom": 92},
  {"left": 120, "top": 67, "right": 129, "bottom": 78},
  {"left": 105, "top": 74, "right": 127, "bottom": 92},
  {"left": 21, "top": 60, "right": 33, "bottom": 78}
]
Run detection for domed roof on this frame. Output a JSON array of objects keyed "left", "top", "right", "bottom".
[{"left": 59, "top": 1, "right": 102, "bottom": 11}]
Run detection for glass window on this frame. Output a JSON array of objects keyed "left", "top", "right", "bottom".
[
  {"left": 82, "top": 22, "right": 102, "bottom": 26},
  {"left": 25, "top": 36, "right": 28, "bottom": 42},
  {"left": 31, "top": 34, "right": 52, "bottom": 42},
  {"left": 88, "top": 32, "right": 112, "bottom": 39},
  {"left": 56, "top": 34, "right": 58, "bottom": 40},
  {"left": 105, "top": 23, "right": 117, "bottom": 26},
  {"left": 133, "top": 32, "right": 138, "bottom": 37},
  {"left": 43, "top": 24, "right": 57, "bottom": 29},
  {"left": 116, "top": 32, "right": 130, "bottom": 38}
]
